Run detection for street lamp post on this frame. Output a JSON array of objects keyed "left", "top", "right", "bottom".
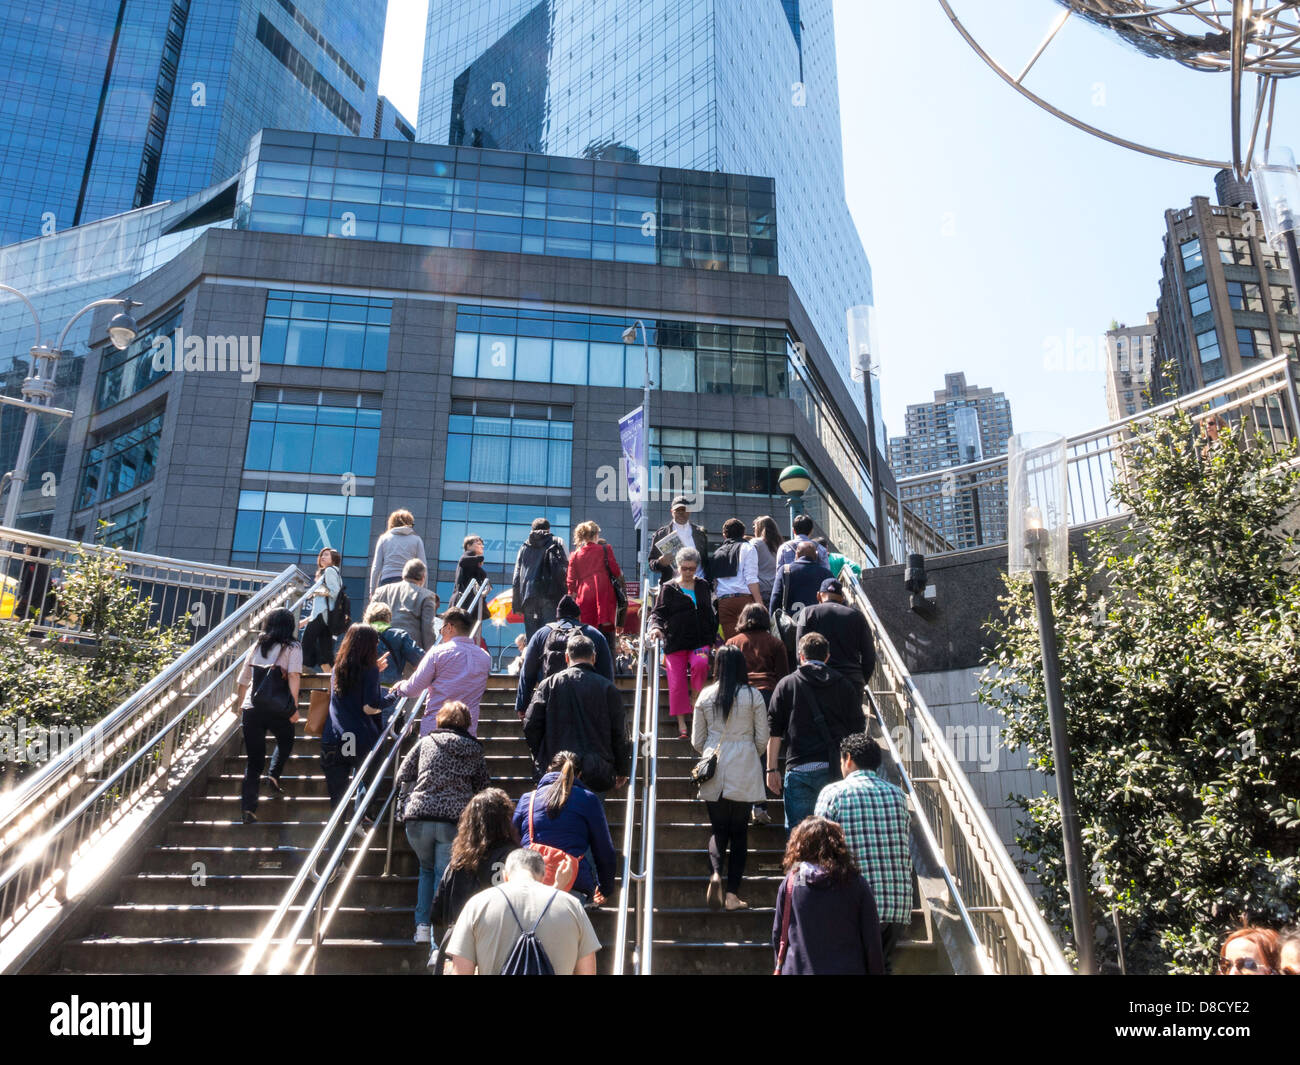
[
  {"left": 777, "top": 464, "right": 811, "bottom": 538},
  {"left": 1008, "top": 431, "right": 1095, "bottom": 975},
  {"left": 0, "top": 286, "right": 140, "bottom": 529},
  {"left": 622, "top": 320, "right": 652, "bottom": 585},
  {"left": 847, "top": 305, "right": 889, "bottom": 567}
]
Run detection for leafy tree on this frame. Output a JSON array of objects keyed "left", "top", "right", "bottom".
[
  {"left": 980, "top": 408, "right": 1300, "bottom": 974},
  {"left": 0, "top": 541, "right": 189, "bottom": 783}
]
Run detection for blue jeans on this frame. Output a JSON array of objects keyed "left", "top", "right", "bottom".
[
  {"left": 783, "top": 767, "right": 832, "bottom": 831},
  {"left": 405, "top": 819, "right": 457, "bottom": 928}
]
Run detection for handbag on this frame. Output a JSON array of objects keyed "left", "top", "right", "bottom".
[
  {"left": 305, "top": 688, "right": 330, "bottom": 736},
  {"left": 250, "top": 661, "right": 295, "bottom": 717},
  {"left": 771, "top": 565, "right": 799, "bottom": 659},
  {"left": 526, "top": 791, "right": 580, "bottom": 893},
  {"left": 603, "top": 543, "right": 628, "bottom": 628},
  {"left": 690, "top": 745, "right": 719, "bottom": 788},
  {"left": 774, "top": 870, "right": 796, "bottom": 975}
]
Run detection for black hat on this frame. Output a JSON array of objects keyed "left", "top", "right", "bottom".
[
  {"left": 819, "top": 578, "right": 843, "bottom": 595},
  {"left": 557, "top": 595, "right": 582, "bottom": 619}
]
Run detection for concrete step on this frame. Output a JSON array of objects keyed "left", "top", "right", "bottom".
[{"left": 117, "top": 873, "right": 421, "bottom": 907}]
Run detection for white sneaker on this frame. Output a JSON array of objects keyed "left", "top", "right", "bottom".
[{"left": 414, "top": 924, "right": 431, "bottom": 944}]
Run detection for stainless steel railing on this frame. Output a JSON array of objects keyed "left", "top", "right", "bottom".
[
  {"left": 612, "top": 579, "right": 659, "bottom": 975},
  {"left": 893, "top": 355, "right": 1300, "bottom": 554},
  {"left": 0, "top": 563, "right": 312, "bottom": 962},
  {"left": 839, "top": 567, "right": 1071, "bottom": 975},
  {"left": 238, "top": 691, "right": 429, "bottom": 975},
  {"left": 0, "top": 525, "right": 278, "bottom": 642}
]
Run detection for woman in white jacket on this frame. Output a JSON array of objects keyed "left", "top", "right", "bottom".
[
  {"left": 691, "top": 645, "right": 770, "bottom": 912},
  {"left": 369, "top": 509, "right": 428, "bottom": 599}
]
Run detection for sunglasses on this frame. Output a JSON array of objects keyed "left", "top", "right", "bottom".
[{"left": 1218, "top": 956, "right": 1272, "bottom": 974}]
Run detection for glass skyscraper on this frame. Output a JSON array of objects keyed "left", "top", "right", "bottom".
[
  {"left": 417, "top": 0, "right": 878, "bottom": 436},
  {"left": 0, "top": 0, "right": 385, "bottom": 526},
  {"left": 0, "top": 0, "right": 386, "bottom": 249}
]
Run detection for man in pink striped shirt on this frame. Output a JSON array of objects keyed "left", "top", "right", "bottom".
[{"left": 390, "top": 607, "right": 492, "bottom": 736}]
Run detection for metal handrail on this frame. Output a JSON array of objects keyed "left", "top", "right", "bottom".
[
  {"left": 241, "top": 576, "right": 486, "bottom": 975},
  {"left": 839, "top": 567, "right": 1071, "bottom": 974},
  {"left": 613, "top": 578, "right": 654, "bottom": 974},
  {"left": 638, "top": 637, "right": 662, "bottom": 975},
  {"left": 0, "top": 567, "right": 314, "bottom": 955},
  {"left": 0, "top": 565, "right": 304, "bottom": 829},
  {"left": 893, "top": 355, "right": 1299, "bottom": 552},
  {"left": 239, "top": 691, "right": 428, "bottom": 975}
]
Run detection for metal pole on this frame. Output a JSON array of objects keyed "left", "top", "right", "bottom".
[
  {"left": 862, "top": 373, "right": 889, "bottom": 566},
  {"left": 1029, "top": 563, "right": 1095, "bottom": 975},
  {"left": 639, "top": 322, "right": 651, "bottom": 586}
]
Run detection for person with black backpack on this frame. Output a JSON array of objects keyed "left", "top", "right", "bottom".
[
  {"left": 300, "top": 547, "right": 347, "bottom": 672},
  {"left": 513, "top": 595, "right": 613, "bottom": 718},
  {"left": 234, "top": 608, "right": 302, "bottom": 824},
  {"left": 444, "top": 847, "right": 600, "bottom": 975},
  {"left": 511, "top": 518, "right": 568, "bottom": 640}
]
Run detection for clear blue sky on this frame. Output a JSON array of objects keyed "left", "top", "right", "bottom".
[{"left": 378, "top": 0, "right": 1299, "bottom": 440}]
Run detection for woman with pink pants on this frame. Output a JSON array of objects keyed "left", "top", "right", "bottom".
[{"left": 648, "top": 547, "right": 717, "bottom": 739}]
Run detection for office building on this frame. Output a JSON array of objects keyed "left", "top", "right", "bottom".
[
  {"left": 374, "top": 97, "right": 416, "bottom": 142},
  {"left": 889, "top": 373, "right": 1013, "bottom": 551},
  {"left": 38, "top": 129, "right": 881, "bottom": 660},
  {"left": 1152, "top": 171, "right": 1300, "bottom": 399},
  {"left": 416, "top": 0, "right": 880, "bottom": 444},
  {"left": 0, "top": 0, "right": 386, "bottom": 527},
  {"left": 1105, "top": 313, "right": 1156, "bottom": 422}
]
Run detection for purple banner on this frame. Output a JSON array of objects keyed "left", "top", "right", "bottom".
[{"left": 618, "top": 405, "right": 646, "bottom": 527}]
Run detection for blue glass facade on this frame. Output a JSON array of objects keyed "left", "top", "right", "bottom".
[
  {"left": 0, "top": 0, "right": 384, "bottom": 248},
  {"left": 418, "top": 0, "right": 876, "bottom": 432},
  {"left": 235, "top": 130, "right": 777, "bottom": 273}
]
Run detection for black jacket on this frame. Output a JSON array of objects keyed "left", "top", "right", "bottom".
[
  {"left": 512, "top": 531, "right": 568, "bottom": 606},
  {"left": 514, "top": 619, "right": 614, "bottom": 715},
  {"left": 649, "top": 578, "right": 718, "bottom": 655},
  {"left": 796, "top": 602, "right": 876, "bottom": 687},
  {"left": 523, "top": 662, "right": 631, "bottom": 791},
  {"left": 649, "top": 521, "right": 711, "bottom": 579},
  {"left": 768, "top": 661, "right": 863, "bottom": 770},
  {"left": 453, "top": 552, "right": 489, "bottom": 598},
  {"left": 770, "top": 557, "right": 833, "bottom": 616}
]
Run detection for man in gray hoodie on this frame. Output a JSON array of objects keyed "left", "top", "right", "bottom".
[{"left": 511, "top": 518, "right": 568, "bottom": 639}]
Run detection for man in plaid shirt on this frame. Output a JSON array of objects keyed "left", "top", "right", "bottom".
[{"left": 815, "top": 732, "right": 911, "bottom": 972}]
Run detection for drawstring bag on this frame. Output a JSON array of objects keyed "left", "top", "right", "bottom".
[{"left": 497, "top": 887, "right": 559, "bottom": 975}]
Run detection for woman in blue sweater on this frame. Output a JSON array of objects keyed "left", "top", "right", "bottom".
[
  {"left": 513, "top": 750, "right": 616, "bottom": 905},
  {"left": 321, "top": 624, "right": 397, "bottom": 811}
]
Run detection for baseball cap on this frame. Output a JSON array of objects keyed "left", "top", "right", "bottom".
[{"left": 819, "top": 578, "right": 843, "bottom": 595}]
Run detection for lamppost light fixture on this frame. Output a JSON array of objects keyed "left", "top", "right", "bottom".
[
  {"left": 621, "top": 325, "right": 637, "bottom": 344},
  {"left": 777, "top": 464, "right": 811, "bottom": 497},
  {"left": 107, "top": 301, "right": 141, "bottom": 351}
]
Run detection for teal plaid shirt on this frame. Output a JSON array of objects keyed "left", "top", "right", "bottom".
[{"left": 814, "top": 769, "right": 911, "bottom": 924}]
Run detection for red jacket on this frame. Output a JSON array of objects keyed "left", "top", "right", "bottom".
[{"left": 567, "top": 541, "right": 622, "bottom": 629}]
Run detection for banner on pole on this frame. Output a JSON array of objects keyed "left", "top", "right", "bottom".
[{"left": 618, "top": 405, "right": 646, "bottom": 526}]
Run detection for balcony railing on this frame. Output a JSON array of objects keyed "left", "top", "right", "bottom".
[{"left": 893, "top": 356, "right": 1299, "bottom": 554}]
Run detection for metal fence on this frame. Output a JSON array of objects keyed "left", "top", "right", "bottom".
[
  {"left": 0, "top": 563, "right": 311, "bottom": 964},
  {"left": 841, "top": 568, "right": 1072, "bottom": 974},
  {"left": 0, "top": 526, "right": 276, "bottom": 642},
  {"left": 893, "top": 356, "right": 1300, "bottom": 553}
]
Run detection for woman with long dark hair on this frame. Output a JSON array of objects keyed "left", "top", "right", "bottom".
[
  {"left": 772, "top": 816, "right": 884, "bottom": 975},
  {"left": 301, "top": 547, "right": 342, "bottom": 672},
  {"left": 726, "top": 602, "right": 789, "bottom": 826},
  {"left": 320, "top": 623, "right": 396, "bottom": 810},
  {"left": 752, "top": 516, "right": 783, "bottom": 608},
  {"left": 691, "top": 645, "right": 768, "bottom": 910},
  {"left": 513, "top": 750, "right": 617, "bottom": 905},
  {"left": 234, "top": 608, "right": 302, "bottom": 823},
  {"left": 427, "top": 787, "right": 519, "bottom": 971},
  {"left": 395, "top": 700, "right": 490, "bottom": 944}
]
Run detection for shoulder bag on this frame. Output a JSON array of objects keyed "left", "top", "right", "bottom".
[
  {"left": 774, "top": 870, "right": 796, "bottom": 975},
  {"left": 526, "top": 791, "right": 580, "bottom": 893},
  {"left": 250, "top": 653, "right": 295, "bottom": 718},
  {"left": 603, "top": 543, "right": 628, "bottom": 628},
  {"left": 771, "top": 565, "right": 798, "bottom": 659}
]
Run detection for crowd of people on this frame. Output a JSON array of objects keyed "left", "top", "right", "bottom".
[{"left": 229, "top": 499, "right": 926, "bottom": 975}]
